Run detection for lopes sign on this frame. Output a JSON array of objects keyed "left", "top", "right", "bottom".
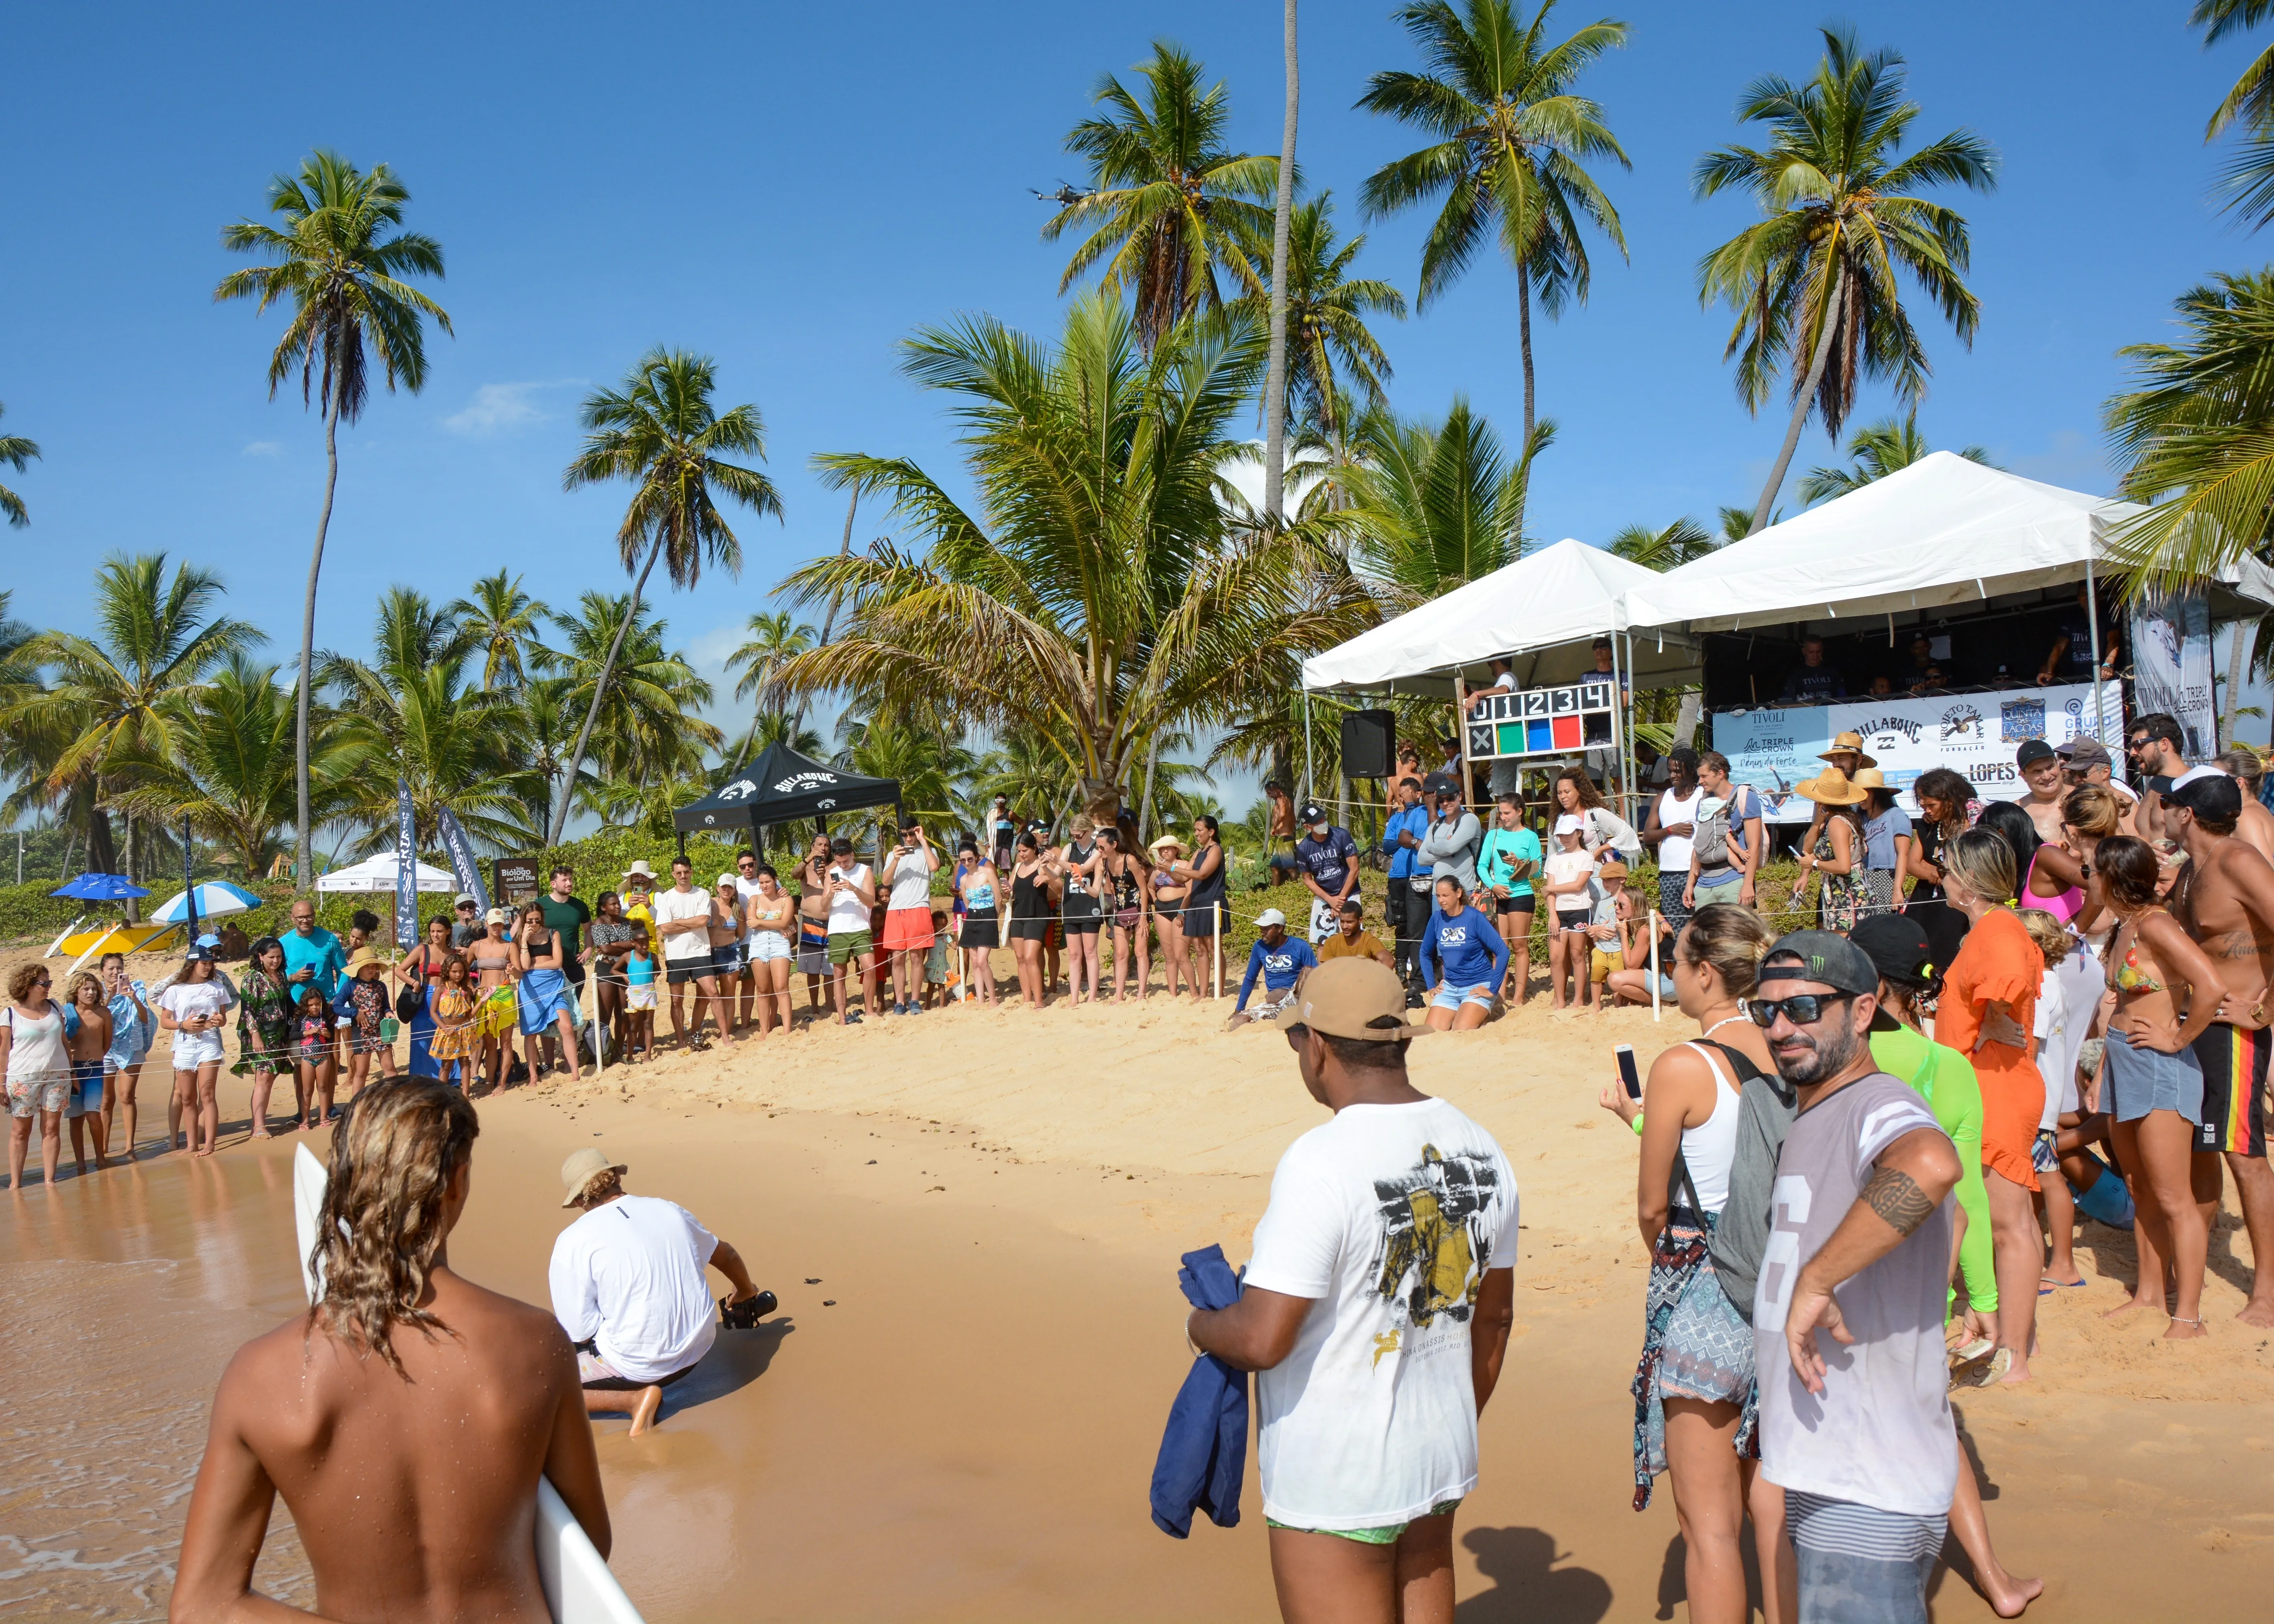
[
  {"left": 1466, "top": 680, "right": 1619, "bottom": 762},
  {"left": 1710, "top": 680, "right": 2120, "bottom": 816}
]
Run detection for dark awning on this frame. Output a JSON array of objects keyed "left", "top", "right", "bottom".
[{"left": 672, "top": 743, "right": 903, "bottom": 835}]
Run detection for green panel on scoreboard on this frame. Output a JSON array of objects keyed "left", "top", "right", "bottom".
[{"left": 1495, "top": 721, "right": 1525, "bottom": 756}]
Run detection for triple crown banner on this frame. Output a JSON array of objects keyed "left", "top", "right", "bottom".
[{"left": 1465, "top": 679, "right": 1619, "bottom": 762}]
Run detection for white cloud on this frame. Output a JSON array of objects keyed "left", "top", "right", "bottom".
[
  {"left": 242, "top": 440, "right": 281, "bottom": 457},
  {"left": 443, "top": 380, "right": 579, "bottom": 435}
]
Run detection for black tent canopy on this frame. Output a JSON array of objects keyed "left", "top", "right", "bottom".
[{"left": 673, "top": 743, "right": 903, "bottom": 836}]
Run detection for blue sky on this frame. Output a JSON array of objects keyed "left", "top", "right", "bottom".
[{"left": 6, "top": 1, "right": 2270, "bottom": 768}]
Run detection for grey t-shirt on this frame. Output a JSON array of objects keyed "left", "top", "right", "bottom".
[
  {"left": 1419, "top": 810, "right": 1483, "bottom": 890},
  {"left": 1755, "top": 1069, "right": 1958, "bottom": 1517}
]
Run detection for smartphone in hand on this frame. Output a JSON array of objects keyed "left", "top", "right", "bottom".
[{"left": 1615, "top": 1044, "right": 1641, "bottom": 1100}]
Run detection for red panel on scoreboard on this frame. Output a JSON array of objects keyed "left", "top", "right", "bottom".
[{"left": 1551, "top": 715, "right": 1584, "bottom": 749}]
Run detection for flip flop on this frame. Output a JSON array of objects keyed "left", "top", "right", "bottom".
[{"left": 2040, "top": 1275, "right": 2086, "bottom": 1293}]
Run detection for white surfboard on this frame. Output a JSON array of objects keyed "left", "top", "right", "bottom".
[{"left": 290, "top": 1142, "right": 643, "bottom": 1624}]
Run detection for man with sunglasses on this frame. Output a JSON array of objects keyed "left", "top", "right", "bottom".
[
  {"left": 1185, "top": 958, "right": 1516, "bottom": 1624},
  {"left": 1744, "top": 931, "right": 1963, "bottom": 1623},
  {"left": 2127, "top": 710, "right": 2219, "bottom": 842},
  {"left": 2053, "top": 737, "right": 2137, "bottom": 830}
]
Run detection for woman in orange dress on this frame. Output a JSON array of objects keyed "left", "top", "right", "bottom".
[{"left": 1934, "top": 828, "right": 2046, "bottom": 1384}]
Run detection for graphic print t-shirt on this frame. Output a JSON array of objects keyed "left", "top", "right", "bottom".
[
  {"left": 1295, "top": 827, "right": 1360, "bottom": 899},
  {"left": 1754, "top": 1071, "right": 1958, "bottom": 1517},
  {"left": 1246, "top": 1098, "right": 1519, "bottom": 1530}
]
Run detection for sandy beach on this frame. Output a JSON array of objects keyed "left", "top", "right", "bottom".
[{"left": 5, "top": 948, "right": 2273, "bottom": 1621}]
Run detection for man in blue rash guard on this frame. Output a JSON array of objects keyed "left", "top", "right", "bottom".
[
  {"left": 1419, "top": 874, "right": 1508, "bottom": 1033},
  {"left": 1228, "top": 909, "right": 1322, "bottom": 1030}
]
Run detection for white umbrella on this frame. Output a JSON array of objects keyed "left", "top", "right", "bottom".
[
  {"left": 316, "top": 851, "right": 458, "bottom": 893},
  {"left": 147, "top": 881, "right": 264, "bottom": 924}
]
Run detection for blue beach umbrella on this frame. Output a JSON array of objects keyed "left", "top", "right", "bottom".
[
  {"left": 50, "top": 872, "right": 150, "bottom": 901},
  {"left": 147, "top": 881, "right": 264, "bottom": 924}
]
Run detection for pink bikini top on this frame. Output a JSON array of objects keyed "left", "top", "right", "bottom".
[{"left": 2028, "top": 850, "right": 2083, "bottom": 926}]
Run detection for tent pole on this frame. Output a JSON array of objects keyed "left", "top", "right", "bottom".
[
  {"left": 2086, "top": 557, "right": 2106, "bottom": 745},
  {"left": 1301, "top": 690, "right": 1315, "bottom": 807}
]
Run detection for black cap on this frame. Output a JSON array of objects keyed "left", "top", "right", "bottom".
[
  {"left": 1759, "top": 929, "right": 1881, "bottom": 997},
  {"left": 2016, "top": 739, "right": 2058, "bottom": 768},
  {"left": 1849, "top": 914, "right": 1934, "bottom": 981},
  {"left": 2170, "top": 773, "right": 2244, "bottom": 821},
  {"left": 1422, "top": 772, "right": 1462, "bottom": 799},
  {"left": 1299, "top": 800, "right": 1326, "bottom": 825}
]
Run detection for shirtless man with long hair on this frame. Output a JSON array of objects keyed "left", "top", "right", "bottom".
[{"left": 171, "top": 1080, "right": 607, "bottom": 1621}]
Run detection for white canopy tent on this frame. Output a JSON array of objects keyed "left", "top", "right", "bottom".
[
  {"left": 1300, "top": 537, "right": 1699, "bottom": 695},
  {"left": 316, "top": 851, "right": 458, "bottom": 893},
  {"left": 1621, "top": 452, "right": 2274, "bottom": 634}
]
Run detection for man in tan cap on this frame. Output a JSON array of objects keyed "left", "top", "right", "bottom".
[
  {"left": 1183, "top": 959, "right": 1519, "bottom": 1623},
  {"left": 547, "top": 1148, "right": 771, "bottom": 1436}
]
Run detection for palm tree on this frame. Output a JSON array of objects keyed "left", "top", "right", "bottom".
[
  {"left": 447, "top": 570, "right": 548, "bottom": 689},
  {"left": 722, "top": 609, "right": 818, "bottom": 735},
  {"left": 1359, "top": 0, "right": 1630, "bottom": 496},
  {"left": 2196, "top": 0, "right": 2274, "bottom": 227},
  {"left": 2103, "top": 270, "right": 2274, "bottom": 591},
  {"left": 214, "top": 150, "right": 451, "bottom": 889},
  {"left": 834, "top": 708, "right": 976, "bottom": 828},
  {"left": 1609, "top": 516, "right": 1718, "bottom": 570},
  {"left": 555, "top": 348, "right": 782, "bottom": 845},
  {"left": 1715, "top": 504, "right": 1774, "bottom": 543},
  {"left": 1264, "top": 0, "right": 1301, "bottom": 524},
  {"left": 0, "top": 404, "right": 39, "bottom": 528},
  {"left": 1695, "top": 27, "right": 1997, "bottom": 537},
  {"left": 1237, "top": 194, "right": 1407, "bottom": 439},
  {"left": 7, "top": 554, "right": 262, "bottom": 881},
  {"left": 775, "top": 292, "right": 1371, "bottom": 824},
  {"left": 1797, "top": 414, "right": 1997, "bottom": 505},
  {"left": 534, "top": 591, "right": 722, "bottom": 790},
  {"left": 1338, "top": 399, "right": 1548, "bottom": 608},
  {"left": 1042, "top": 41, "right": 1279, "bottom": 350},
  {"left": 110, "top": 654, "right": 354, "bottom": 875}
]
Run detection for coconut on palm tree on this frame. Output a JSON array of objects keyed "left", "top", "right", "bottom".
[
  {"left": 1694, "top": 27, "right": 1997, "bottom": 536},
  {"left": 1797, "top": 415, "right": 1997, "bottom": 505},
  {"left": 214, "top": 151, "right": 450, "bottom": 889},
  {"left": 1359, "top": 0, "right": 1630, "bottom": 517},
  {"left": 7, "top": 553, "right": 262, "bottom": 882},
  {"left": 1042, "top": 41, "right": 1279, "bottom": 350},
  {"left": 0, "top": 404, "right": 40, "bottom": 528},
  {"left": 447, "top": 570, "right": 549, "bottom": 689},
  {"left": 774, "top": 292, "right": 1369, "bottom": 825},
  {"left": 555, "top": 347, "right": 781, "bottom": 846}
]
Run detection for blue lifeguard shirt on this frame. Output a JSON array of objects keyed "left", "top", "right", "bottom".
[
  {"left": 1420, "top": 904, "right": 1509, "bottom": 991},
  {"left": 1236, "top": 936, "right": 1320, "bottom": 1012}
]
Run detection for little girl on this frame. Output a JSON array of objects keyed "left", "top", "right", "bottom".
[
  {"left": 63, "top": 972, "right": 113, "bottom": 1173},
  {"left": 1541, "top": 815, "right": 1603, "bottom": 1011},
  {"left": 335, "top": 951, "right": 396, "bottom": 1097},
  {"left": 425, "top": 952, "right": 481, "bottom": 1091},
  {"left": 292, "top": 986, "right": 334, "bottom": 1123},
  {"left": 623, "top": 933, "right": 658, "bottom": 1061}
]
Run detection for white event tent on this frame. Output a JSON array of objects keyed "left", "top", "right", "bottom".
[
  {"left": 316, "top": 851, "right": 457, "bottom": 893},
  {"left": 1300, "top": 536, "right": 1698, "bottom": 695}
]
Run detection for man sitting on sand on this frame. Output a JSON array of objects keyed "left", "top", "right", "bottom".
[
  {"left": 549, "top": 1147, "right": 771, "bottom": 1436},
  {"left": 1187, "top": 958, "right": 1518, "bottom": 1624},
  {"left": 1228, "top": 909, "right": 1320, "bottom": 1029},
  {"left": 172, "top": 1080, "right": 610, "bottom": 1620}
]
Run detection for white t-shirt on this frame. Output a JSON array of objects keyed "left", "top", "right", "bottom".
[
  {"left": 883, "top": 849, "right": 934, "bottom": 911},
  {"left": 1656, "top": 785, "right": 1704, "bottom": 873},
  {"left": 158, "top": 979, "right": 238, "bottom": 1037},
  {"left": 548, "top": 1194, "right": 720, "bottom": 1383},
  {"left": 1543, "top": 848, "right": 1597, "bottom": 914},
  {"left": 649, "top": 885, "right": 714, "bottom": 963},
  {"left": 2035, "top": 966, "right": 2072, "bottom": 1131},
  {"left": 827, "top": 863, "right": 873, "bottom": 934},
  {"left": 1245, "top": 1097, "right": 1519, "bottom": 1531}
]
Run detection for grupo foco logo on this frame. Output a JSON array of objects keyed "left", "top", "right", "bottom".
[
  {"left": 1938, "top": 704, "right": 1984, "bottom": 742},
  {"left": 772, "top": 770, "right": 841, "bottom": 793}
]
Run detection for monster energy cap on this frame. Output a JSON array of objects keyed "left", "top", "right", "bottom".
[{"left": 1758, "top": 929, "right": 1880, "bottom": 998}]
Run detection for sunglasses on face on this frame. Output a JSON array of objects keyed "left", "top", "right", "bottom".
[{"left": 1744, "top": 990, "right": 1856, "bottom": 1028}]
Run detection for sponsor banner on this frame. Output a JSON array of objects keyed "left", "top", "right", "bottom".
[
  {"left": 2130, "top": 592, "right": 2216, "bottom": 758},
  {"left": 493, "top": 856, "right": 543, "bottom": 907},
  {"left": 394, "top": 779, "right": 419, "bottom": 950},
  {"left": 1711, "top": 681, "right": 2121, "bottom": 821},
  {"left": 435, "top": 808, "right": 491, "bottom": 915}
]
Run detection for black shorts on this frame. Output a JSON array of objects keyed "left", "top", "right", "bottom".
[
  {"left": 1182, "top": 904, "right": 1221, "bottom": 938},
  {"left": 962, "top": 909, "right": 1001, "bottom": 950},
  {"left": 1495, "top": 896, "right": 1535, "bottom": 919},
  {"left": 2192, "top": 1022, "right": 2271, "bottom": 1157},
  {"left": 1009, "top": 915, "right": 1051, "bottom": 943},
  {"left": 665, "top": 957, "right": 716, "bottom": 986}
]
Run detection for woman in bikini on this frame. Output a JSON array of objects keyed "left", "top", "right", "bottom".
[
  {"left": 1100, "top": 827, "right": 1150, "bottom": 1002},
  {"left": 397, "top": 914, "right": 455, "bottom": 1080},
  {"left": 744, "top": 868, "right": 799, "bottom": 1037},
  {"left": 956, "top": 841, "right": 1002, "bottom": 1009},
  {"left": 512, "top": 902, "right": 581, "bottom": 1086},
  {"left": 467, "top": 908, "right": 518, "bottom": 1093},
  {"left": 2093, "top": 834, "right": 2225, "bottom": 1339}
]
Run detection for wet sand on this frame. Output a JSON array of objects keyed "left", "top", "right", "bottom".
[{"left": 5, "top": 967, "right": 2273, "bottom": 1620}]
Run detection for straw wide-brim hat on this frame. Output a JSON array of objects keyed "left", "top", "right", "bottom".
[
  {"left": 1818, "top": 731, "right": 1878, "bottom": 769},
  {"left": 342, "top": 946, "right": 387, "bottom": 975},
  {"left": 560, "top": 1147, "right": 629, "bottom": 1207},
  {"left": 1797, "top": 767, "right": 1870, "bottom": 806},
  {"left": 1850, "top": 768, "right": 1891, "bottom": 793},
  {"left": 1148, "top": 834, "right": 1184, "bottom": 853}
]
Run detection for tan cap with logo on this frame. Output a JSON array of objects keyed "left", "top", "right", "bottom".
[{"left": 1292, "top": 957, "right": 1427, "bottom": 1041}]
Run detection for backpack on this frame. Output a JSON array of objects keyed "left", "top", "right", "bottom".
[
  {"left": 1699, "top": 1039, "right": 1798, "bottom": 1325},
  {"left": 1691, "top": 786, "right": 1757, "bottom": 872}
]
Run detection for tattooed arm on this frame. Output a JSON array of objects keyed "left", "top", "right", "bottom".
[{"left": 1783, "top": 1125, "right": 1961, "bottom": 1395}]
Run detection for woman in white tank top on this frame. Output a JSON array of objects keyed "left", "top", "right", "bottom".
[{"left": 1600, "top": 903, "right": 1796, "bottom": 1624}]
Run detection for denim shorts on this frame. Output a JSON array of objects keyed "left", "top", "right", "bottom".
[
  {"left": 1431, "top": 983, "right": 1494, "bottom": 1011},
  {"left": 2103, "top": 1028, "right": 2205, "bottom": 1125}
]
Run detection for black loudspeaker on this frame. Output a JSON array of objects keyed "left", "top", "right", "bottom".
[{"left": 1341, "top": 709, "right": 1397, "bottom": 779}]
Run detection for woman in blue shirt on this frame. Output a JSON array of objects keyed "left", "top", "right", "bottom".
[
  {"left": 1420, "top": 874, "right": 1510, "bottom": 1032},
  {"left": 1477, "top": 794, "right": 1543, "bottom": 1005}
]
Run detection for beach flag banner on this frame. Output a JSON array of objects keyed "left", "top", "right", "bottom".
[
  {"left": 2129, "top": 591, "right": 2215, "bottom": 759},
  {"left": 435, "top": 808, "right": 491, "bottom": 916},
  {"left": 394, "top": 780, "right": 418, "bottom": 951},
  {"left": 1465, "top": 680, "right": 1619, "bottom": 762}
]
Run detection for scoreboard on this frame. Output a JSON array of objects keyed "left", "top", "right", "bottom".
[{"left": 1465, "top": 679, "right": 1620, "bottom": 762}]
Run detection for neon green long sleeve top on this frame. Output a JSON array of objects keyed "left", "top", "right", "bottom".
[{"left": 1870, "top": 1024, "right": 1998, "bottom": 1314}]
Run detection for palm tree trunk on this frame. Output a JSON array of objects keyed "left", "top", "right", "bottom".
[
  {"left": 2224, "top": 621, "right": 2248, "bottom": 747},
  {"left": 297, "top": 371, "right": 343, "bottom": 892},
  {"left": 1749, "top": 259, "right": 1846, "bottom": 538},
  {"left": 1513, "top": 263, "right": 1536, "bottom": 541},
  {"left": 1261, "top": 0, "right": 1299, "bottom": 525},
  {"left": 1138, "top": 732, "right": 1163, "bottom": 842},
  {"left": 549, "top": 538, "right": 663, "bottom": 847}
]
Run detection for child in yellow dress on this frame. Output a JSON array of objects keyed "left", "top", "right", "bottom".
[{"left": 426, "top": 953, "right": 482, "bottom": 1090}]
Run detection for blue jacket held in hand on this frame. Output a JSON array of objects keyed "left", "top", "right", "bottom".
[{"left": 1150, "top": 1243, "right": 1248, "bottom": 1538}]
